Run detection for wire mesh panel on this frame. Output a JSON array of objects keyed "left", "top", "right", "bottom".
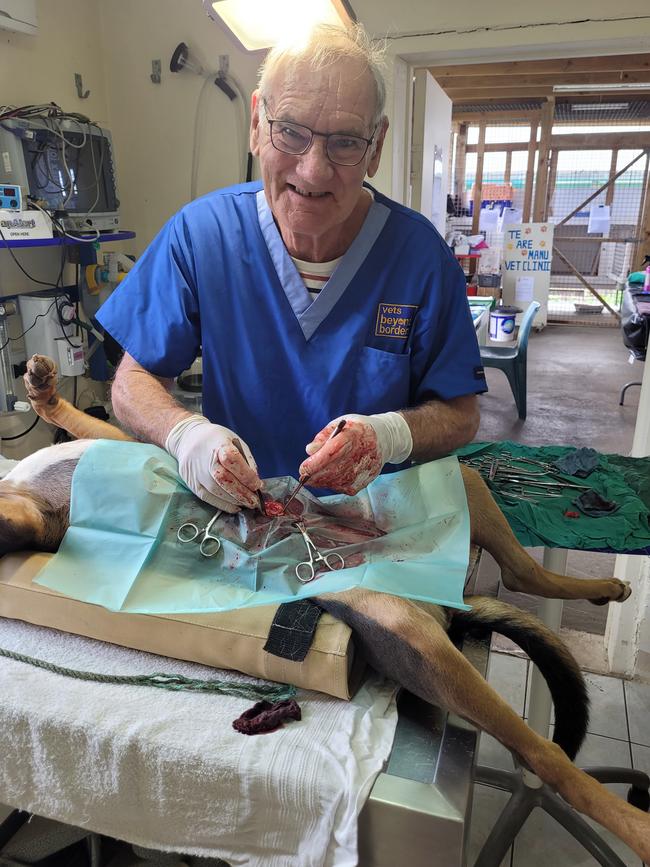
[
  {"left": 448, "top": 119, "right": 539, "bottom": 295},
  {"left": 548, "top": 138, "right": 648, "bottom": 326},
  {"left": 448, "top": 101, "right": 650, "bottom": 326}
]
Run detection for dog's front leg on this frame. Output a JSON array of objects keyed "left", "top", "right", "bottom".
[
  {"left": 316, "top": 589, "right": 650, "bottom": 862},
  {"left": 24, "top": 355, "right": 132, "bottom": 442}
]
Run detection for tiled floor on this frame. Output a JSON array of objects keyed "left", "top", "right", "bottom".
[{"left": 467, "top": 649, "right": 650, "bottom": 867}]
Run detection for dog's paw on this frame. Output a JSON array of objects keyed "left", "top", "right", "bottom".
[
  {"left": 588, "top": 579, "right": 632, "bottom": 606},
  {"left": 24, "top": 354, "right": 58, "bottom": 405}
]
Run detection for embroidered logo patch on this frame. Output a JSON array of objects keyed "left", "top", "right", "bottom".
[{"left": 375, "top": 303, "right": 418, "bottom": 339}]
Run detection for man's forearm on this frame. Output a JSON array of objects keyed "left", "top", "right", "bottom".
[
  {"left": 401, "top": 395, "right": 480, "bottom": 462},
  {"left": 110, "top": 352, "right": 191, "bottom": 448}
]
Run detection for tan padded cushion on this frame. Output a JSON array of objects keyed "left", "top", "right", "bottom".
[{"left": 0, "top": 552, "right": 362, "bottom": 700}]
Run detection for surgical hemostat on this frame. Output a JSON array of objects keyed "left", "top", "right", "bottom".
[{"left": 293, "top": 520, "right": 345, "bottom": 584}]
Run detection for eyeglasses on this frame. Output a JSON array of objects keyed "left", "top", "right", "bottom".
[{"left": 264, "top": 107, "right": 376, "bottom": 167}]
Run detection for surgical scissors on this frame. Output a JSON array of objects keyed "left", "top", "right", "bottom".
[
  {"left": 177, "top": 511, "right": 223, "bottom": 557},
  {"left": 293, "top": 521, "right": 345, "bottom": 583}
]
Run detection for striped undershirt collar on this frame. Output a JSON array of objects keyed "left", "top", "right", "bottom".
[
  {"left": 291, "top": 254, "right": 342, "bottom": 298},
  {"left": 290, "top": 188, "right": 375, "bottom": 299}
]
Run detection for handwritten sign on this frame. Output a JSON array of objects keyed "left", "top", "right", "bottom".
[{"left": 501, "top": 223, "right": 554, "bottom": 326}]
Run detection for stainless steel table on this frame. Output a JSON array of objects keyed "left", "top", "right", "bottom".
[{"left": 359, "top": 637, "right": 488, "bottom": 867}]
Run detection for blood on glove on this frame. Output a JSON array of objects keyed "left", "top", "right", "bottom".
[
  {"left": 300, "top": 411, "right": 413, "bottom": 495},
  {"left": 300, "top": 418, "right": 384, "bottom": 495},
  {"left": 165, "top": 414, "right": 262, "bottom": 512}
]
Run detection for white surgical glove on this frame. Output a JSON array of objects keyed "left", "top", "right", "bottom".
[
  {"left": 299, "top": 412, "right": 413, "bottom": 495},
  {"left": 165, "top": 414, "right": 262, "bottom": 512}
]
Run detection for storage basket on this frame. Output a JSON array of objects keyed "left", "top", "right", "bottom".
[{"left": 478, "top": 273, "right": 501, "bottom": 288}]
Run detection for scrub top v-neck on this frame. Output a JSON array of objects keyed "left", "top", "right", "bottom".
[{"left": 97, "top": 181, "right": 486, "bottom": 480}]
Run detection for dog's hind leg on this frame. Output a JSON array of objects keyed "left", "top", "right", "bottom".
[
  {"left": 316, "top": 588, "right": 650, "bottom": 862},
  {"left": 461, "top": 465, "right": 631, "bottom": 604},
  {"left": 24, "top": 355, "right": 133, "bottom": 442}
]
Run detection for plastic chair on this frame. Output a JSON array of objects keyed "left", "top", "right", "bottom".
[{"left": 480, "top": 301, "right": 540, "bottom": 420}]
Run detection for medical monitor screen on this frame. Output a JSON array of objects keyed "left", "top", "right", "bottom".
[{"left": 20, "top": 127, "right": 118, "bottom": 214}]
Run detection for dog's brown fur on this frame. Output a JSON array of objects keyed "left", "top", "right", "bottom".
[{"left": 2, "top": 354, "right": 648, "bottom": 862}]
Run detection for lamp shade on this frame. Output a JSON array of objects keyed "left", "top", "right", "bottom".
[{"left": 202, "top": 0, "right": 355, "bottom": 52}]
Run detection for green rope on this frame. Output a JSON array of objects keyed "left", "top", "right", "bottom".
[{"left": 0, "top": 646, "right": 296, "bottom": 702}]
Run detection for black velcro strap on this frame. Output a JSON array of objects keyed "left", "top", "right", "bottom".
[{"left": 263, "top": 600, "right": 323, "bottom": 662}]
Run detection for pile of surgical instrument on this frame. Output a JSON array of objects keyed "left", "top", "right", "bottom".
[
  {"left": 459, "top": 452, "right": 593, "bottom": 504},
  {"left": 176, "top": 507, "right": 347, "bottom": 582},
  {"left": 176, "top": 420, "right": 350, "bottom": 576}
]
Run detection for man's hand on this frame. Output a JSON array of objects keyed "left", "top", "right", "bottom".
[
  {"left": 165, "top": 415, "right": 262, "bottom": 511},
  {"left": 299, "top": 412, "right": 413, "bottom": 495}
]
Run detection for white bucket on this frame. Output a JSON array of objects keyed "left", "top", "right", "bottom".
[{"left": 489, "top": 307, "right": 519, "bottom": 342}]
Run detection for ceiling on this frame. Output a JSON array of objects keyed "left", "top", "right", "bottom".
[
  {"left": 348, "top": 3, "right": 650, "bottom": 108},
  {"left": 425, "top": 54, "right": 650, "bottom": 105}
]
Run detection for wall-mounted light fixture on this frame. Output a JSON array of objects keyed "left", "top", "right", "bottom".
[
  {"left": 201, "top": 0, "right": 356, "bottom": 52},
  {"left": 170, "top": 42, "right": 206, "bottom": 76},
  {"left": 554, "top": 83, "right": 650, "bottom": 93},
  {"left": 571, "top": 103, "right": 630, "bottom": 112}
]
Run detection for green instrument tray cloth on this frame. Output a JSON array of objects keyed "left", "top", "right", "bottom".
[{"left": 455, "top": 441, "right": 650, "bottom": 552}]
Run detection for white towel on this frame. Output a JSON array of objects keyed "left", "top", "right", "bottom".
[{"left": 0, "top": 617, "right": 397, "bottom": 866}]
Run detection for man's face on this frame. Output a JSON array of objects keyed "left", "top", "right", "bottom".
[{"left": 250, "top": 57, "right": 387, "bottom": 259}]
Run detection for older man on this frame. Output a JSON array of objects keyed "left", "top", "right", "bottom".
[{"left": 97, "top": 23, "right": 487, "bottom": 512}]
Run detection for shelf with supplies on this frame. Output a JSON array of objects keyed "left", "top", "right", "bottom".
[{"left": 0, "top": 231, "right": 135, "bottom": 249}]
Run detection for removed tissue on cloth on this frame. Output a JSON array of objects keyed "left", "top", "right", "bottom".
[{"left": 35, "top": 440, "right": 471, "bottom": 615}]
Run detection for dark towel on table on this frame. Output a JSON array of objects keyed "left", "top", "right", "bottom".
[
  {"left": 573, "top": 490, "right": 620, "bottom": 518},
  {"left": 554, "top": 448, "right": 600, "bottom": 478}
]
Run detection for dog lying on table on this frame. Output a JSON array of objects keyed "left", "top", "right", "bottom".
[{"left": 1, "top": 354, "right": 648, "bottom": 863}]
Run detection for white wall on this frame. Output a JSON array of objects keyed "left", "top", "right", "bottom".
[
  {"left": 606, "top": 361, "right": 650, "bottom": 679},
  {"left": 410, "top": 70, "right": 452, "bottom": 234},
  {"left": 97, "top": 0, "right": 262, "bottom": 253},
  {"left": 0, "top": 0, "right": 108, "bottom": 119},
  {"left": 357, "top": 0, "right": 650, "bottom": 59}
]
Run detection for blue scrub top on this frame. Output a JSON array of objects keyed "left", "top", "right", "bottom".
[{"left": 97, "top": 182, "right": 487, "bottom": 480}]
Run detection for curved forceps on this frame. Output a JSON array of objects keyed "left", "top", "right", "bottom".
[
  {"left": 293, "top": 520, "right": 345, "bottom": 584},
  {"left": 177, "top": 511, "right": 223, "bottom": 557}
]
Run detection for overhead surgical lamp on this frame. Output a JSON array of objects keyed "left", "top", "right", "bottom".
[{"left": 201, "top": 0, "right": 356, "bottom": 52}]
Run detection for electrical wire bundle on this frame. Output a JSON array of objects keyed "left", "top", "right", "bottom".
[
  {"left": 0, "top": 102, "right": 105, "bottom": 291},
  {"left": 0, "top": 104, "right": 102, "bottom": 439},
  {"left": 0, "top": 102, "right": 105, "bottom": 242},
  {"left": 188, "top": 70, "right": 251, "bottom": 200}
]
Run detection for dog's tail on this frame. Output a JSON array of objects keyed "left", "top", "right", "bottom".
[{"left": 448, "top": 596, "right": 589, "bottom": 760}]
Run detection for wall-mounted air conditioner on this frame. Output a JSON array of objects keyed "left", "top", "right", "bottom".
[{"left": 0, "top": 0, "right": 38, "bottom": 36}]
